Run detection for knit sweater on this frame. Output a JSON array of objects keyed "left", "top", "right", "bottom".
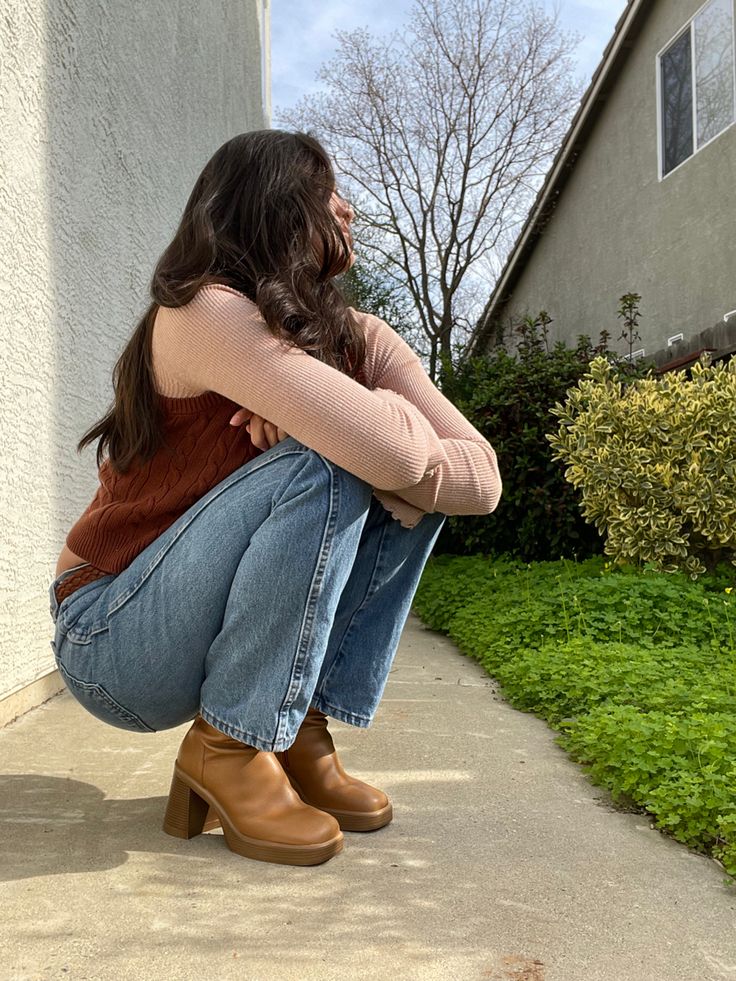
[{"left": 60, "top": 283, "right": 502, "bottom": 599}]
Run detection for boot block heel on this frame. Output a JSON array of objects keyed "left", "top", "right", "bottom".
[{"left": 162, "top": 767, "right": 210, "bottom": 839}]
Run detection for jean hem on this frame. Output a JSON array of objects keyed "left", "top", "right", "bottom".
[
  {"left": 198, "top": 707, "right": 294, "bottom": 753},
  {"left": 310, "top": 695, "right": 372, "bottom": 729}
]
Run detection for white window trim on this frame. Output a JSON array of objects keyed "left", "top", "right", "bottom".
[
  {"left": 656, "top": 0, "right": 736, "bottom": 181},
  {"left": 623, "top": 349, "right": 646, "bottom": 362}
]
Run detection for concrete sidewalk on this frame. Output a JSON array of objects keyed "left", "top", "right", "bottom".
[{"left": 1, "top": 613, "right": 734, "bottom": 981}]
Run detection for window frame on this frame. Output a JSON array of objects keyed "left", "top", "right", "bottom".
[{"left": 656, "top": 0, "right": 736, "bottom": 180}]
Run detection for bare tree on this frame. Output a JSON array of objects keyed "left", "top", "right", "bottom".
[{"left": 280, "top": 0, "right": 583, "bottom": 382}]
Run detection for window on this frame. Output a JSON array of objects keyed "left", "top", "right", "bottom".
[{"left": 658, "top": 0, "right": 735, "bottom": 177}]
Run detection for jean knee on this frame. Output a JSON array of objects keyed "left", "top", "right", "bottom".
[
  {"left": 316, "top": 453, "right": 374, "bottom": 509},
  {"left": 275, "top": 442, "right": 372, "bottom": 502}
]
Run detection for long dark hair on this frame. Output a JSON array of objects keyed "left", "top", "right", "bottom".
[{"left": 77, "top": 129, "right": 364, "bottom": 473}]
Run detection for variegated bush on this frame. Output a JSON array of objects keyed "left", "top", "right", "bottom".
[{"left": 546, "top": 354, "right": 736, "bottom": 578}]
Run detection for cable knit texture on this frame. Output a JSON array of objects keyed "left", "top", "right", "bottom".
[{"left": 62, "top": 283, "right": 502, "bottom": 597}]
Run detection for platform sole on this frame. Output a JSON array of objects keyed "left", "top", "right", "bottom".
[{"left": 162, "top": 764, "right": 344, "bottom": 866}]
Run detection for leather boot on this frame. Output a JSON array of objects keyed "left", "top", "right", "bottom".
[
  {"left": 276, "top": 706, "right": 392, "bottom": 831},
  {"left": 162, "top": 714, "right": 343, "bottom": 866}
]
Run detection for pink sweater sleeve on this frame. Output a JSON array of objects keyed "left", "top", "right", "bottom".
[
  {"left": 156, "top": 284, "right": 449, "bottom": 492},
  {"left": 349, "top": 310, "right": 503, "bottom": 524}
]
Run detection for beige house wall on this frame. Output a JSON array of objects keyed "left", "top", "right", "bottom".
[
  {"left": 0, "top": 0, "right": 270, "bottom": 724},
  {"left": 495, "top": 0, "right": 736, "bottom": 357}
]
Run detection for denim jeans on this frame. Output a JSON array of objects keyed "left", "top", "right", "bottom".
[{"left": 48, "top": 436, "right": 446, "bottom": 751}]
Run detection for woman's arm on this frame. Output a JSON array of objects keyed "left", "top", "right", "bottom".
[
  {"left": 350, "top": 309, "right": 502, "bottom": 518},
  {"left": 373, "top": 356, "right": 502, "bottom": 516},
  {"left": 156, "top": 284, "right": 449, "bottom": 492}
]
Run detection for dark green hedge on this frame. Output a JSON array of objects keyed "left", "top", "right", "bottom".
[{"left": 436, "top": 321, "right": 649, "bottom": 562}]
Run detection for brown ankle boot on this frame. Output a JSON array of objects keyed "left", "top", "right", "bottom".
[
  {"left": 162, "top": 715, "right": 344, "bottom": 865},
  {"left": 275, "top": 706, "right": 393, "bottom": 832}
]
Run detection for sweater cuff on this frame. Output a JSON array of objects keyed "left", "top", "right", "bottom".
[{"left": 371, "top": 489, "right": 427, "bottom": 528}]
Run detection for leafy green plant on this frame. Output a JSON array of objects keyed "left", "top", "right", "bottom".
[
  {"left": 547, "top": 354, "right": 736, "bottom": 578},
  {"left": 413, "top": 554, "right": 736, "bottom": 879},
  {"left": 616, "top": 291, "right": 643, "bottom": 362},
  {"left": 409, "top": 553, "right": 521, "bottom": 632},
  {"left": 437, "top": 564, "right": 736, "bottom": 659},
  {"left": 486, "top": 638, "right": 736, "bottom": 727},
  {"left": 435, "top": 312, "right": 649, "bottom": 562},
  {"left": 436, "top": 327, "right": 601, "bottom": 561},
  {"left": 559, "top": 706, "right": 736, "bottom": 874}
]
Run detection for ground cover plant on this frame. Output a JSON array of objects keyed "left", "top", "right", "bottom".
[{"left": 412, "top": 554, "right": 736, "bottom": 881}]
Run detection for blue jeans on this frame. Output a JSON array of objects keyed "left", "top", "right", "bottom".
[{"left": 48, "top": 437, "right": 446, "bottom": 751}]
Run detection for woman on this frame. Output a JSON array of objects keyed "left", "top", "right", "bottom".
[{"left": 48, "top": 129, "right": 502, "bottom": 867}]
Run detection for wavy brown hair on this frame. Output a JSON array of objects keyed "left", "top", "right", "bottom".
[{"left": 76, "top": 129, "right": 364, "bottom": 473}]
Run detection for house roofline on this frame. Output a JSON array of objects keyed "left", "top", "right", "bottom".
[{"left": 468, "top": 0, "right": 651, "bottom": 358}]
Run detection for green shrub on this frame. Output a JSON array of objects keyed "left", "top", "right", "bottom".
[
  {"left": 435, "top": 326, "right": 606, "bottom": 561},
  {"left": 547, "top": 354, "right": 736, "bottom": 578}
]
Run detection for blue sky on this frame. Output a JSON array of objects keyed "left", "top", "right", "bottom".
[{"left": 271, "top": 0, "right": 628, "bottom": 114}]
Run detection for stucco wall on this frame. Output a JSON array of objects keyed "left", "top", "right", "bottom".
[
  {"left": 497, "top": 0, "right": 736, "bottom": 356},
  {"left": 0, "top": 0, "right": 269, "bottom": 710}
]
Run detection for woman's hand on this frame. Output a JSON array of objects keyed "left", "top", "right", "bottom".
[{"left": 229, "top": 408, "right": 289, "bottom": 450}]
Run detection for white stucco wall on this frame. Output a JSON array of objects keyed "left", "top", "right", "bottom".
[{"left": 0, "top": 0, "right": 270, "bottom": 714}]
